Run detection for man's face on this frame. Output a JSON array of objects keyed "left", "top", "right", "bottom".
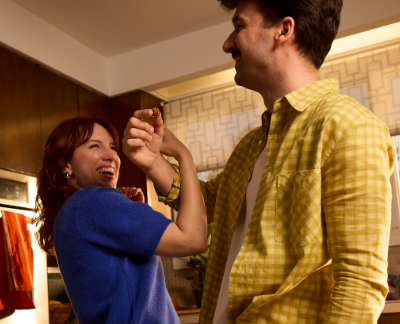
[{"left": 223, "top": 0, "right": 279, "bottom": 92}]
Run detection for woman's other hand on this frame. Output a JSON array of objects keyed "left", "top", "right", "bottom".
[{"left": 118, "top": 187, "right": 145, "bottom": 203}]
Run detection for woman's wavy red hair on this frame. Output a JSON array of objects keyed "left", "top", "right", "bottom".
[{"left": 33, "top": 117, "right": 119, "bottom": 254}]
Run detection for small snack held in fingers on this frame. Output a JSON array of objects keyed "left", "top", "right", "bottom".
[{"left": 152, "top": 107, "right": 161, "bottom": 118}]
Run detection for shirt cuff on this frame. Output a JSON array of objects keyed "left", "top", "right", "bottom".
[{"left": 156, "top": 163, "right": 181, "bottom": 209}]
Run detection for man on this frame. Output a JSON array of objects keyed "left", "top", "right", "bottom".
[{"left": 123, "top": 0, "right": 395, "bottom": 323}]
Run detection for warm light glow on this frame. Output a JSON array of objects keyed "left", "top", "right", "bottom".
[
  {"left": 154, "top": 22, "right": 400, "bottom": 101},
  {"left": 328, "top": 22, "right": 400, "bottom": 57},
  {"left": 155, "top": 68, "right": 236, "bottom": 100}
]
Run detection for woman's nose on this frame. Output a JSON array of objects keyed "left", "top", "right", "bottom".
[{"left": 103, "top": 148, "right": 118, "bottom": 161}]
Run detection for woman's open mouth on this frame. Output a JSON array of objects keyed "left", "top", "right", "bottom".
[{"left": 97, "top": 167, "right": 115, "bottom": 178}]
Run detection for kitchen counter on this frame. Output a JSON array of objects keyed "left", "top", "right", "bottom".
[
  {"left": 177, "top": 308, "right": 200, "bottom": 324},
  {"left": 175, "top": 301, "right": 400, "bottom": 323},
  {"left": 382, "top": 300, "right": 400, "bottom": 313}
]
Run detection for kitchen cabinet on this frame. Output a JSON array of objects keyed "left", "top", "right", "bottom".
[
  {"left": 378, "top": 313, "right": 400, "bottom": 323},
  {"left": 38, "top": 66, "right": 79, "bottom": 156},
  {"left": 77, "top": 85, "right": 110, "bottom": 119},
  {"left": 0, "top": 45, "right": 42, "bottom": 175}
]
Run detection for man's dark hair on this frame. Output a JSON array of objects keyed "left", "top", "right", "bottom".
[{"left": 219, "top": 0, "right": 343, "bottom": 69}]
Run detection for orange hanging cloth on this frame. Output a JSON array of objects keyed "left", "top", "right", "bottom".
[{"left": 0, "top": 210, "right": 35, "bottom": 310}]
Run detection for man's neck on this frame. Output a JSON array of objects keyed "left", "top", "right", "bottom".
[{"left": 260, "top": 62, "right": 318, "bottom": 113}]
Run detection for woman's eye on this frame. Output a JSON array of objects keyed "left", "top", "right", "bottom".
[
  {"left": 90, "top": 144, "right": 99, "bottom": 149},
  {"left": 111, "top": 146, "right": 117, "bottom": 151}
]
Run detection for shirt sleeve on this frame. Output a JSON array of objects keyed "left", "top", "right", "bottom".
[
  {"left": 156, "top": 163, "right": 222, "bottom": 224},
  {"left": 156, "top": 163, "right": 181, "bottom": 211},
  {"left": 74, "top": 187, "right": 173, "bottom": 256},
  {"left": 321, "top": 118, "right": 396, "bottom": 323}
]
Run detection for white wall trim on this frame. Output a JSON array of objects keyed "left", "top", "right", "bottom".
[{"left": 0, "top": 0, "right": 109, "bottom": 95}]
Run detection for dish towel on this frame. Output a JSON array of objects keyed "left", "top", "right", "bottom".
[{"left": 0, "top": 210, "right": 35, "bottom": 310}]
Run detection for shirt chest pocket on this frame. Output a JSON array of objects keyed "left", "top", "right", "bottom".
[{"left": 275, "top": 169, "right": 322, "bottom": 247}]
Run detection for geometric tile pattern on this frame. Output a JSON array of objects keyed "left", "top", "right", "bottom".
[
  {"left": 319, "top": 42, "right": 400, "bottom": 135},
  {"left": 339, "top": 83, "right": 370, "bottom": 109},
  {"left": 389, "top": 75, "right": 400, "bottom": 126},
  {"left": 186, "top": 108, "right": 260, "bottom": 171},
  {"left": 164, "top": 86, "right": 264, "bottom": 171}
]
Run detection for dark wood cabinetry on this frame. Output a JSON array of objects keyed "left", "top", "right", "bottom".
[
  {"left": 109, "top": 91, "right": 162, "bottom": 203},
  {"left": 0, "top": 44, "right": 161, "bottom": 198},
  {"left": 38, "top": 66, "right": 79, "bottom": 155},
  {"left": 378, "top": 313, "right": 400, "bottom": 323},
  {"left": 0, "top": 46, "right": 42, "bottom": 175}
]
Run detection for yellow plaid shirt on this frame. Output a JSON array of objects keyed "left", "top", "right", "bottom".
[{"left": 159, "top": 79, "right": 395, "bottom": 323}]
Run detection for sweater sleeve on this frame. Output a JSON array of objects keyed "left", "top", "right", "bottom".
[{"left": 73, "top": 186, "right": 173, "bottom": 256}]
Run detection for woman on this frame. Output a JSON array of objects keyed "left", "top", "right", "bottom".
[{"left": 33, "top": 115, "right": 207, "bottom": 324}]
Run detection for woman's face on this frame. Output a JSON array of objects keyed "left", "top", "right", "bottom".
[{"left": 64, "top": 123, "right": 121, "bottom": 189}]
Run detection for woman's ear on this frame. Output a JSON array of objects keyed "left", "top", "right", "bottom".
[{"left": 63, "top": 163, "right": 73, "bottom": 178}]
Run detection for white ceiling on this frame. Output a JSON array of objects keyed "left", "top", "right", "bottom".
[
  {"left": 4, "top": 0, "right": 400, "bottom": 97},
  {"left": 11, "top": 0, "right": 232, "bottom": 58}
]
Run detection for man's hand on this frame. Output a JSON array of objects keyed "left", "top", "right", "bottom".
[
  {"left": 118, "top": 187, "right": 145, "bottom": 203},
  {"left": 122, "top": 108, "right": 164, "bottom": 171},
  {"left": 160, "top": 128, "right": 189, "bottom": 159}
]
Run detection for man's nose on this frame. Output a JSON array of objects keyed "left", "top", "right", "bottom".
[{"left": 223, "top": 32, "right": 235, "bottom": 53}]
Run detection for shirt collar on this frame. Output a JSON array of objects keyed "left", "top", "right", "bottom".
[
  {"left": 261, "top": 109, "right": 272, "bottom": 134},
  {"left": 277, "top": 78, "right": 339, "bottom": 112}
]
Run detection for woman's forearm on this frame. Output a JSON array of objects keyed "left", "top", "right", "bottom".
[{"left": 175, "top": 150, "right": 207, "bottom": 254}]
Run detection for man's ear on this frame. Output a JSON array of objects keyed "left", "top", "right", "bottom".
[{"left": 276, "top": 17, "right": 295, "bottom": 43}]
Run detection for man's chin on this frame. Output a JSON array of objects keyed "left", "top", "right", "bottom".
[{"left": 234, "top": 73, "right": 245, "bottom": 87}]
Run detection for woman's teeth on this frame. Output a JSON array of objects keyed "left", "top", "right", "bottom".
[{"left": 97, "top": 167, "right": 114, "bottom": 175}]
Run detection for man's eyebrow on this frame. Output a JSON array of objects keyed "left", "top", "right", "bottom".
[{"left": 232, "top": 15, "right": 245, "bottom": 25}]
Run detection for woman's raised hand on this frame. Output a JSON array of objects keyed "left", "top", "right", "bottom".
[{"left": 122, "top": 108, "right": 164, "bottom": 171}]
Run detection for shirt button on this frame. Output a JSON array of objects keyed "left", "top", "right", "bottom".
[{"left": 258, "top": 140, "right": 262, "bottom": 145}]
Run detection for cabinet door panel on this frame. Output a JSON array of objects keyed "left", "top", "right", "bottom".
[
  {"left": 38, "top": 67, "right": 78, "bottom": 155},
  {"left": 0, "top": 46, "right": 42, "bottom": 175},
  {"left": 77, "top": 85, "right": 110, "bottom": 120}
]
